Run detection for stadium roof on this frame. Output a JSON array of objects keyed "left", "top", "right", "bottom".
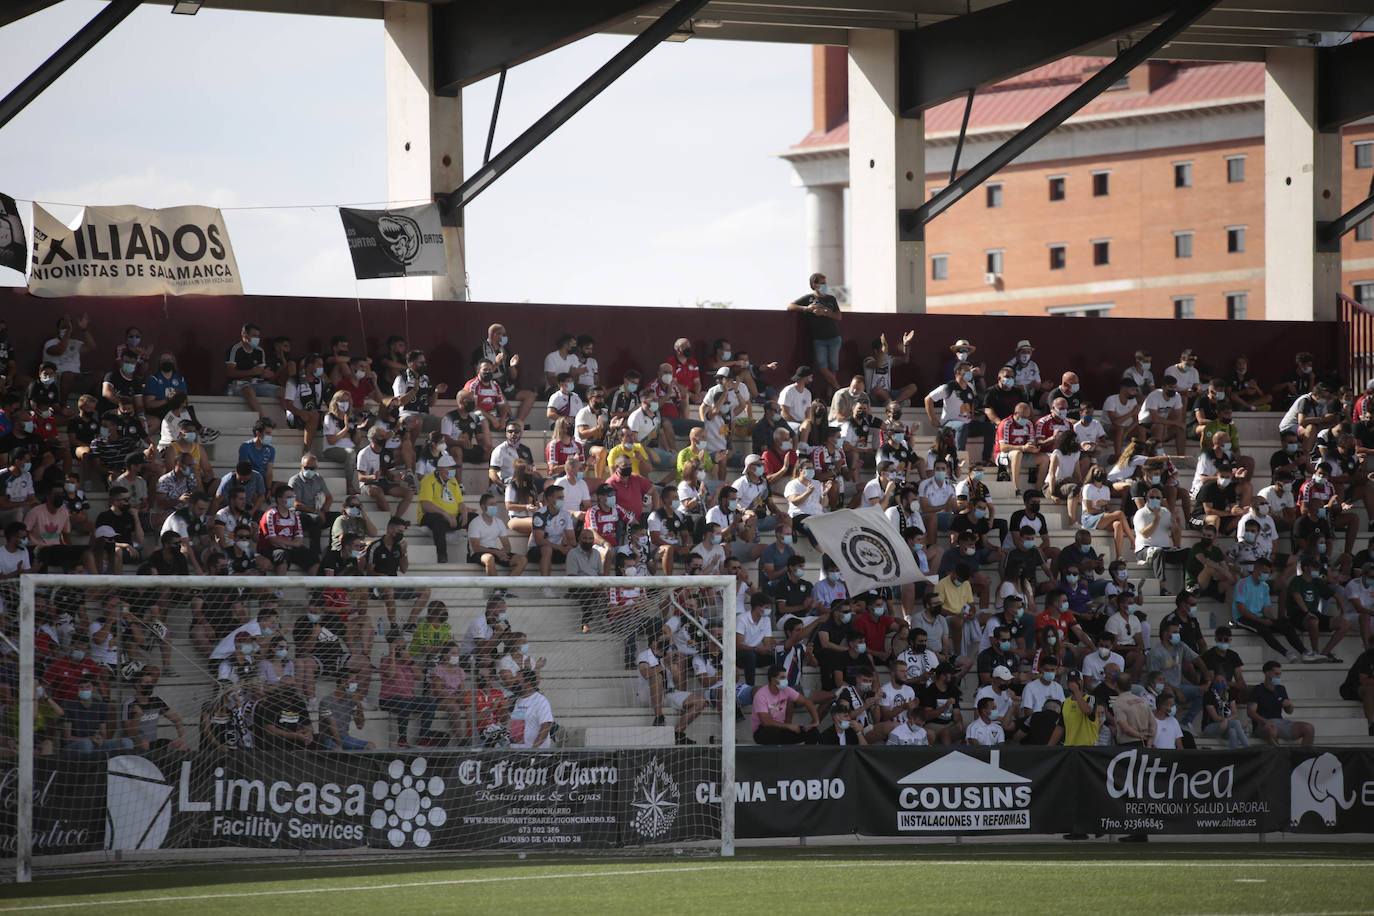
[{"left": 787, "top": 58, "right": 1266, "bottom": 152}]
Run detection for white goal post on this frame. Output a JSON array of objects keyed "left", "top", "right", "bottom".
[{"left": 12, "top": 572, "right": 737, "bottom": 882}]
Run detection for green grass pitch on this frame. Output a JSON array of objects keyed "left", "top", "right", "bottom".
[{"left": 2, "top": 845, "right": 1372, "bottom": 914}]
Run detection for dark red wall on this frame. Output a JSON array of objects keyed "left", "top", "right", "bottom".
[{"left": 0, "top": 287, "right": 1337, "bottom": 403}]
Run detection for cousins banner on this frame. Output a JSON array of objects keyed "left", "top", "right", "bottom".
[
  {"left": 0, "top": 193, "right": 26, "bottom": 273},
  {"left": 338, "top": 204, "right": 447, "bottom": 279},
  {"left": 7, "top": 747, "right": 1374, "bottom": 859},
  {"left": 28, "top": 204, "right": 242, "bottom": 297}
]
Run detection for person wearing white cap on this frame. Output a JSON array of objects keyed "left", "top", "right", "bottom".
[
  {"left": 1002, "top": 339, "right": 1050, "bottom": 409},
  {"left": 974, "top": 664, "right": 1022, "bottom": 736},
  {"left": 732, "top": 454, "right": 778, "bottom": 533},
  {"left": 416, "top": 453, "right": 466, "bottom": 564}
]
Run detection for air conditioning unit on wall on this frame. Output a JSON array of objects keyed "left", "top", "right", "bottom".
[{"left": 984, "top": 272, "right": 1000, "bottom": 286}]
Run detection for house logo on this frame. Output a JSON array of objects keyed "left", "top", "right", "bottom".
[
  {"left": 106, "top": 755, "right": 173, "bottom": 850},
  {"left": 1290, "top": 752, "right": 1355, "bottom": 827},
  {"left": 895, "top": 750, "right": 1031, "bottom": 831},
  {"left": 371, "top": 757, "right": 447, "bottom": 848},
  {"left": 376, "top": 214, "right": 423, "bottom": 266},
  {"left": 630, "top": 757, "right": 679, "bottom": 839}
]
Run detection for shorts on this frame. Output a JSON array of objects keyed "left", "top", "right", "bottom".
[
  {"left": 639, "top": 688, "right": 693, "bottom": 711},
  {"left": 230, "top": 379, "right": 278, "bottom": 398},
  {"left": 372, "top": 479, "right": 410, "bottom": 495},
  {"left": 1289, "top": 609, "right": 1338, "bottom": 632},
  {"left": 812, "top": 335, "right": 842, "bottom": 372},
  {"left": 471, "top": 549, "right": 515, "bottom": 567},
  {"left": 270, "top": 546, "right": 319, "bottom": 570},
  {"left": 1081, "top": 511, "right": 1104, "bottom": 529},
  {"left": 1254, "top": 717, "right": 1296, "bottom": 740},
  {"left": 528, "top": 544, "right": 569, "bottom": 564}
]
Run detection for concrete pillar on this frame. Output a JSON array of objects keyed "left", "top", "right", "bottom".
[
  {"left": 384, "top": 4, "right": 465, "bottom": 301},
  {"left": 805, "top": 185, "right": 845, "bottom": 286},
  {"left": 1264, "top": 47, "right": 1341, "bottom": 322},
  {"left": 847, "top": 29, "right": 924, "bottom": 314}
]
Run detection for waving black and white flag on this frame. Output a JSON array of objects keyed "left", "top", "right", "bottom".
[
  {"left": 0, "top": 193, "right": 27, "bottom": 274},
  {"left": 804, "top": 506, "right": 925, "bottom": 594},
  {"left": 339, "top": 203, "right": 447, "bottom": 280}
]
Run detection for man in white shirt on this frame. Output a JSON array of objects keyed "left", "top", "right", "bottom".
[
  {"left": 1122, "top": 350, "right": 1155, "bottom": 394},
  {"left": 779, "top": 366, "right": 815, "bottom": 430},
  {"left": 509, "top": 671, "right": 555, "bottom": 749},
  {"left": 885, "top": 705, "right": 930, "bottom": 745},
  {"left": 917, "top": 459, "right": 957, "bottom": 544},
  {"left": 1258, "top": 474, "right": 1298, "bottom": 530},
  {"left": 1103, "top": 379, "right": 1143, "bottom": 455},
  {"left": 1169, "top": 348, "right": 1202, "bottom": 398},
  {"left": 879, "top": 660, "right": 917, "bottom": 722},
  {"left": 736, "top": 593, "right": 776, "bottom": 685},
  {"left": 1021, "top": 658, "right": 1066, "bottom": 713},
  {"left": 627, "top": 394, "right": 675, "bottom": 467},
  {"left": 1343, "top": 563, "right": 1374, "bottom": 648},
  {"left": 1081, "top": 633, "right": 1126, "bottom": 689},
  {"left": 965, "top": 696, "right": 1005, "bottom": 746},
  {"left": 1137, "top": 373, "right": 1186, "bottom": 454},
  {"left": 1071, "top": 403, "right": 1109, "bottom": 464},
  {"left": 1151, "top": 691, "right": 1184, "bottom": 748},
  {"left": 468, "top": 495, "right": 528, "bottom": 577},
  {"left": 1132, "top": 487, "right": 1187, "bottom": 595},
  {"left": 542, "top": 333, "right": 586, "bottom": 394},
  {"left": 544, "top": 373, "right": 585, "bottom": 429},
  {"left": 1237, "top": 495, "right": 1280, "bottom": 559},
  {"left": 555, "top": 457, "right": 594, "bottom": 518},
  {"left": 1103, "top": 595, "right": 1147, "bottom": 681}
]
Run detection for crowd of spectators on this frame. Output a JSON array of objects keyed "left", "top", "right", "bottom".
[{"left": 1, "top": 296, "right": 1372, "bottom": 759}]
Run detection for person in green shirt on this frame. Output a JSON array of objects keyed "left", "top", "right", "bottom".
[
  {"left": 1184, "top": 525, "right": 1236, "bottom": 600},
  {"left": 1284, "top": 560, "right": 1351, "bottom": 663},
  {"left": 408, "top": 600, "right": 453, "bottom": 665}
]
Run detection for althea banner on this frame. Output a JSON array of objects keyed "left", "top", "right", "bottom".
[{"left": 28, "top": 204, "right": 242, "bottom": 297}]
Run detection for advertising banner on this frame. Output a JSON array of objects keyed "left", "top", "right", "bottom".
[
  {"left": 338, "top": 204, "right": 447, "bottom": 279},
  {"left": 1073, "top": 747, "right": 1287, "bottom": 835},
  {"left": 4, "top": 746, "right": 1371, "bottom": 858},
  {"left": 28, "top": 204, "right": 242, "bottom": 297},
  {"left": 716, "top": 747, "right": 854, "bottom": 839},
  {"left": 855, "top": 746, "right": 1074, "bottom": 835}
]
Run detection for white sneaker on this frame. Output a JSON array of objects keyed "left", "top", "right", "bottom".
[
  {"left": 1301, "top": 651, "right": 1322, "bottom": 663},
  {"left": 1286, "top": 651, "right": 1301, "bottom": 662}
]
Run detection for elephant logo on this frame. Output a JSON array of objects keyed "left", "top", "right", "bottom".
[{"left": 1290, "top": 752, "right": 1356, "bottom": 827}]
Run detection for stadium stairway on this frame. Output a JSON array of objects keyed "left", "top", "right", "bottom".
[{"left": 53, "top": 394, "right": 1374, "bottom": 750}]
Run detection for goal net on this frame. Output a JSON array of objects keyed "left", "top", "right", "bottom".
[{"left": 4, "top": 572, "right": 736, "bottom": 880}]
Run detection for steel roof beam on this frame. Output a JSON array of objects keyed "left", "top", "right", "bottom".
[
  {"left": 900, "top": 0, "right": 1219, "bottom": 236},
  {"left": 1318, "top": 36, "right": 1374, "bottom": 131}
]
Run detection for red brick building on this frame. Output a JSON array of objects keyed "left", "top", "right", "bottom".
[{"left": 781, "top": 47, "right": 1374, "bottom": 319}]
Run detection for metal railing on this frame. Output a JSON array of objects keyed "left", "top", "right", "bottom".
[{"left": 1339, "top": 293, "right": 1374, "bottom": 391}]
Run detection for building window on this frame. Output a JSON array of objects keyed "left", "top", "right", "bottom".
[
  {"left": 1226, "top": 292, "right": 1248, "bottom": 320},
  {"left": 1357, "top": 218, "right": 1373, "bottom": 243},
  {"left": 1048, "top": 176, "right": 1065, "bottom": 201},
  {"left": 931, "top": 254, "right": 948, "bottom": 281},
  {"left": 1173, "top": 296, "right": 1196, "bottom": 320},
  {"left": 1355, "top": 282, "right": 1374, "bottom": 306},
  {"left": 985, "top": 250, "right": 1004, "bottom": 275},
  {"left": 1092, "top": 171, "right": 1110, "bottom": 197},
  {"left": 1092, "top": 240, "right": 1110, "bottom": 266},
  {"left": 1356, "top": 142, "right": 1373, "bottom": 170},
  {"left": 1174, "top": 231, "right": 1193, "bottom": 259},
  {"left": 1227, "top": 226, "right": 1246, "bottom": 253},
  {"left": 986, "top": 183, "right": 1003, "bottom": 208},
  {"left": 1174, "top": 162, "right": 1192, "bottom": 188},
  {"left": 1226, "top": 155, "right": 1246, "bottom": 183},
  {"left": 1047, "top": 303, "right": 1114, "bottom": 317},
  {"left": 1048, "top": 244, "right": 1067, "bottom": 270}
]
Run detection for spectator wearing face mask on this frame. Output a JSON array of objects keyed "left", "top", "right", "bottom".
[
  {"left": 1195, "top": 622, "right": 1248, "bottom": 693},
  {"left": 1137, "top": 373, "right": 1187, "bottom": 456},
  {"left": 1133, "top": 486, "right": 1186, "bottom": 596},
  {"left": 1003, "top": 339, "right": 1049, "bottom": 409},
  {"left": 1045, "top": 372, "right": 1084, "bottom": 420},
  {"left": 965, "top": 696, "right": 1006, "bottom": 746},
  {"left": 863, "top": 331, "right": 919, "bottom": 407},
  {"left": 787, "top": 273, "right": 844, "bottom": 393},
  {"left": 993, "top": 401, "right": 1037, "bottom": 493},
  {"left": 925, "top": 361, "right": 993, "bottom": 469},
  {"left": 1248, "top": 661, "right": 1316, "bottom": 746}
]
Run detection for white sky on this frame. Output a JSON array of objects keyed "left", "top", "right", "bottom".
[{"left": 0, "top": 1, "right": 812, "bottom": 308}]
